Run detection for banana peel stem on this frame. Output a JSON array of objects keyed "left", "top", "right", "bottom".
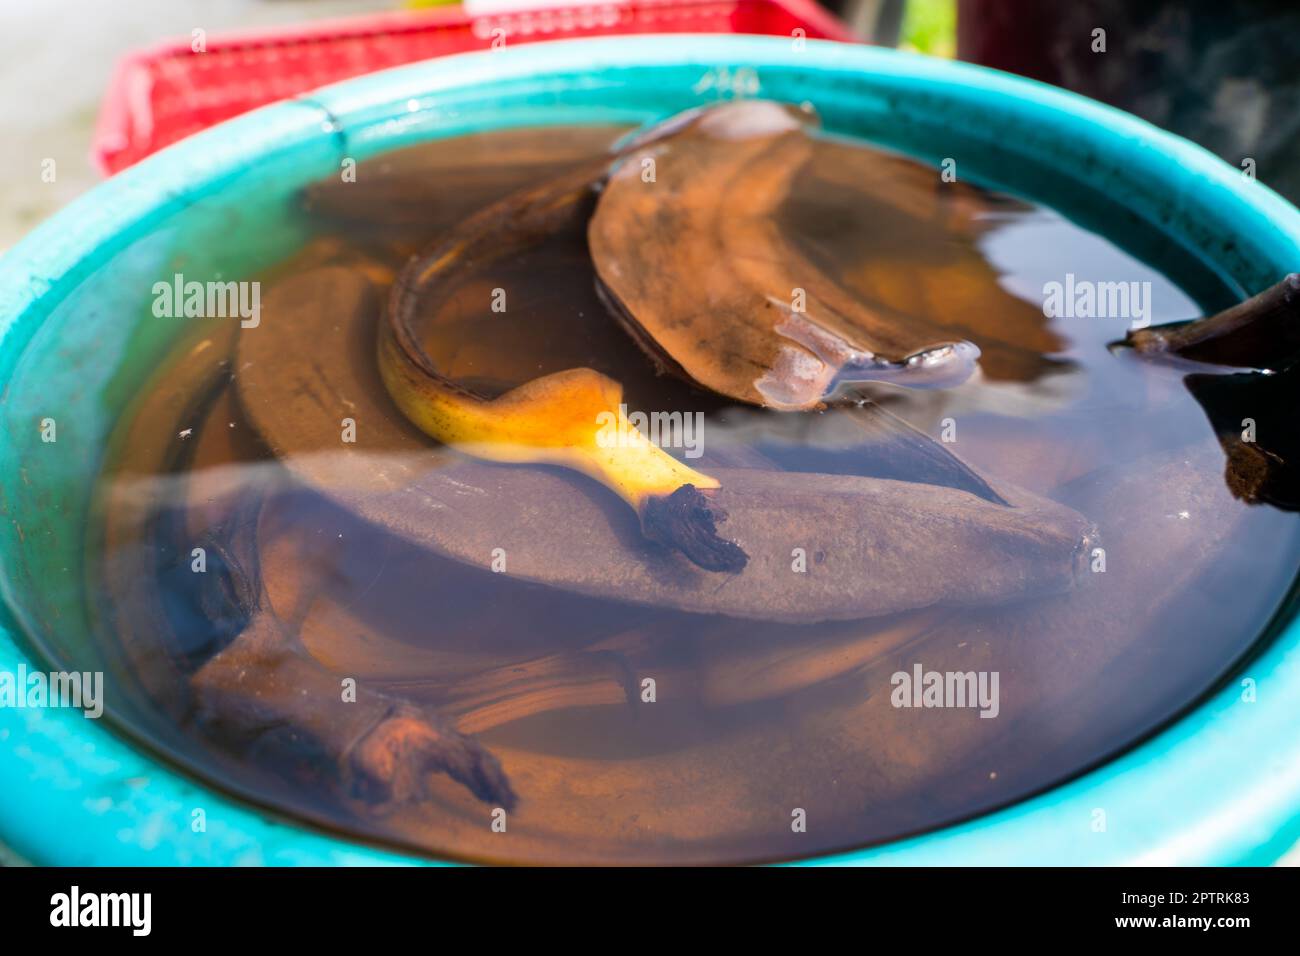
[{"left": 640, "top": 485, "right": 748, "bottom": 573}]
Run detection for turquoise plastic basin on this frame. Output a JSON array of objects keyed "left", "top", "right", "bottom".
[{"left": 2, "top": 35, "right": 1299, "bottom": 866}]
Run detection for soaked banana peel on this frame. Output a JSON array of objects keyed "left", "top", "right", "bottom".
[
  {"left": 303, "top": 124, "right": 632, "bottom": 243},
  {"left": 81, "top": 105, "right": 1295, "bottom": 865},
  {"left": 376, "top": 126, "right": 755, "bottom": 571},
  {"left": 289, "top": 442, "right": 1243, "bottom": 865},
  {"left": 588, "top": 101, "right": 984, "bottom": 409},
  {"left": 94, "top": 334, "right": 1250, "bottom": 862},
  {"left": 376, "top": 100, "right": 1048, "bottom": 570},
  {"left": 256, "top": 489, "right": 947, "bottom": 730},
  {"left": 237, "top": 264, "right": 1096, "bottom": 623},
  {"left": 94, "top": 332, "right": 517, "bottom": 813},
  {"left": 792, "top": 138, "right": 1069, "bottom": 384},
  {"left": 358, "top": 462, "right": 1096, "bottom": 623}
]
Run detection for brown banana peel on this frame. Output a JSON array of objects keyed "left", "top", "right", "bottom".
[
  {"left": 94, "top": 328, "right": 518, "bottom": 815},
  {"left": 379, "top": 139, "right": 749, "bottom": 571},
  {"left": 243, "top": 262, "right": 1099, "bottom": 623},
  {"left": 588, "top": 100, "right": 983, "bottom": 408},
  {"left": 377, "top": 100, "right": 1026, "bottom": 572}
]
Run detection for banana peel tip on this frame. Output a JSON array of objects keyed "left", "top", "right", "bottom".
[{"left": 640, "top": 484, "right": 749, "bottom": 573}]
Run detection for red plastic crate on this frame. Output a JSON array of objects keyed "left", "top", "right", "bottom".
[{"left": 92, "top": 0, "right": 858, "bottom": 175}]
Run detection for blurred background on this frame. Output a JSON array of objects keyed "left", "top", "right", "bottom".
[
  {"left": 0, "top": 0, "right": 396, "bottom": 249},
  {"left": 2, "top": 0, "right": 1297, "bottom": 250}
]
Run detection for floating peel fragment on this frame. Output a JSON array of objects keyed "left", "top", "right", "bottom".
[{"left": 1125, "top": 273, "right": 1300, "bottom": 370}]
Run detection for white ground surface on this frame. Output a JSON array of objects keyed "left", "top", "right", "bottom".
[{"left": 0, "top": 0, "right": 394, "bottom": 251}]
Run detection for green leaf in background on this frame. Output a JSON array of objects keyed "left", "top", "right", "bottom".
[{"left": 900, "top": 0, "right": 956, "bottom": 57}]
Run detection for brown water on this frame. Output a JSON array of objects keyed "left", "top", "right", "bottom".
[{"left": 86, "top": 120, "right": 1300, "bottom": 864}]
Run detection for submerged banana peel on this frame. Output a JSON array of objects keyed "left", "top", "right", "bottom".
[
  {"left": 378, "top": 146, "right": 749, "bottom": 570},
  {"left": 376, "top": 123, "right": 754, "bottom": 572},
  {"left": 376, "top": 100, "right": 1010, "bottom": 565},
  {"left": 378, "top": 330, "right": 747, "bottom": 571},
  {"left": 378, "top": 100, "right": 963, "bottom": 572},
  {"left": 240, "top": 262, "right": 1097, "bottom": 622},
  {"left": 589, "top": 101, "right": 982, "bottom": 408}
]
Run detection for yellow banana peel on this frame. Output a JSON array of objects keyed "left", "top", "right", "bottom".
[{"left": 378, "top": 276, "right": 747, "bottom": 573}]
